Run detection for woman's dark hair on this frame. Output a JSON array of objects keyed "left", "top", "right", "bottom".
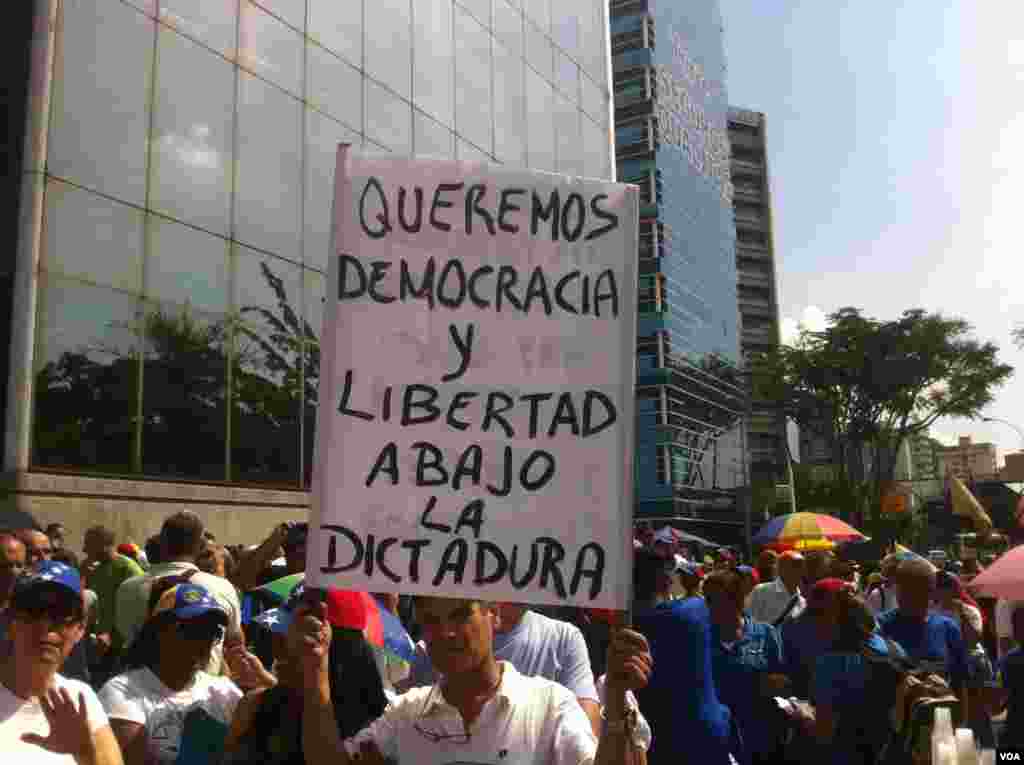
[
  {"left": 833, "top": 589, "right": 876, "bottom": 652},
  {"left": 226, "top": 628, "right": 387, "bottom": 764}
]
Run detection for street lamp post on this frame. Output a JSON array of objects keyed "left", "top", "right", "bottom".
[{"left": 982, "top": 417, "right": 1024, "bottom": 449}]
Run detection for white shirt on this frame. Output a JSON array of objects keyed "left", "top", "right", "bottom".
[
  {"left": 749, "top": 578, "right": 805, "bottom": 625},
  {"left": 98, "top": 667, "right": 242, "bottom": 764},
  {"left": 115, "top": 562, "right": 242, "bottom": 674},
  {"left": 347, "top": 661, "right": 598, "bottom": 765},
  {"left": 0, "top": 674, "right": 108, "bottom": 765}
]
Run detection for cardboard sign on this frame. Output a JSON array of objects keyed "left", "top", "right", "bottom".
[{"left": 307, "top": 148, "right": 639, "bottom": 609}]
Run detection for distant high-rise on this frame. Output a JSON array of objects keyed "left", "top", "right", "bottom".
[
  {"left": 611, "top": 0, "right": 746, "bottom": 543},
  {"left": 727, "top": 107, "right": 786, "bottom": 483}
]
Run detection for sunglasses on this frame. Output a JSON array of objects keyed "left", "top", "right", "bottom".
[
  {"left": 13, "top": 596, "right": 83, "bottom": 630},
  {"left": 413, "top": 686, "right": 472, "bottom": 744},
  {"left": 175, "top": 620, "right": 225, "bottom": 643}
]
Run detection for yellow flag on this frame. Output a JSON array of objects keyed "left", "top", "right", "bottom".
[{"left": 950, "top": 477, "right": 993, "bottom": 533}]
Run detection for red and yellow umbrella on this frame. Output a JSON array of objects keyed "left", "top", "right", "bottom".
[{"left": 754, "top": 512, "right": 866, "bottom": 550}]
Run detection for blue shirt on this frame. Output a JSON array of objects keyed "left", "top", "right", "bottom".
[
  {"left": 634, "top": 598, "right": 734, "bottom": 765},
  {"left": 877, "top": 610, "right": 968, "bottom": 689},
  {"left": 709, "top": 617, "right": 785, "bottom": 762},
  {"left": 491, "top": 610, "right": 599, "bottom": 701},
  {"left": 811, "top": 634, "right": 906, "bottom": 765},
  {"left": 998, "top": 649, "right": 1024, "bottom": 750},
  {"left": 781, "top": 611, "right": 829, "bottom": 699}
]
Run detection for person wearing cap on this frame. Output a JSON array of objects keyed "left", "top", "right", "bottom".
[
  {"left": 780, "top": 575, "right": 844, "bottom": 701},
  {"left": 805, "top": 579, "right": 906, "bottom": 765},
  {"left": 222, "top": 583, "right": 387, "bottom": 764},
  {"left": 99, "top": 581, "right": 240, "bottom": 764},
  {"left": 115, "top": 544, "right": 148, "bottom": 573},
  {"left": 299, "top": 593, "right": 654, "bottom": 765},
  {"left": 115, "top": 512, "right": 242, "bottom": 677},
  {"left": 0, "top": 560, "right": 122, "bottom": 765},
  {"left": 748, "top": 550, "right": 805, "bottom": 627},
  {"left": 82, "top": 527, "right": 144, "bottom": 681}
]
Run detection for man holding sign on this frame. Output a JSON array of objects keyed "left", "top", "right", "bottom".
[
  {"left": 298, "top": 595, "right": 652, "bottom": 765},
  {"left": 308, "top": 148, "right": 639, "bottom": 612}
]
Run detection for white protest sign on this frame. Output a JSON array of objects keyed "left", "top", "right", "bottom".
[{"left": 307, "top": 147, "right": 639, "bottom": 609}]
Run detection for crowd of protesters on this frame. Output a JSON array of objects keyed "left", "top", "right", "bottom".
[{"left": 0, "top": 512, "right": 1021, "bottom": 764}]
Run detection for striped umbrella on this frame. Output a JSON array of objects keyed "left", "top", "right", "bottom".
[{"left": 754, "top": 512, "right": 866, "bottom": 549}]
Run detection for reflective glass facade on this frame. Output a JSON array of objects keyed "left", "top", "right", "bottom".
[
  {"left": 8, "top": 0, "right": 614, "bottom": 488},
  {"left": 611, "top": 0, "right": 745, "bottom": 536}
]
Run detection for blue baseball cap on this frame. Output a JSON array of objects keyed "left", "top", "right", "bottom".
[
  {"left": 16, "top": 560, "right": 82, "bottom": 598},
  {"left": 150, "top": 583, "right": 228, "bottom": 625}
]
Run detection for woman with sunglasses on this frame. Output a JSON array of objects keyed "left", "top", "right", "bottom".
[
  {"left": 98, "top": 580, "right": 242, "bottom": 765},
  {"left": 221, "top": 584, "right": 387, "bottom": 765}
]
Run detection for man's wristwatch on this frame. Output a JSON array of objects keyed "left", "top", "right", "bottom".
[{"left": 601, "top": 706, "right": 638, "bottom": 735}]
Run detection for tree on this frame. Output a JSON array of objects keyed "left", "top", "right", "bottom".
[{"left": 753, "top": 307, "right": 1013, "bottom": 537}]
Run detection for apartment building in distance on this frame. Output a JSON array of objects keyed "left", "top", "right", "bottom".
[
  {"left": 728, "top": 107, "right": 786, "bottom": 483},
  {"left": 937, "top": 436, "right": 999, "bottom": 481}
]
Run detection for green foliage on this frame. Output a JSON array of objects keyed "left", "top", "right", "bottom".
[{"left": 751, "top": 307, "right": 1014, "bottom": 535}]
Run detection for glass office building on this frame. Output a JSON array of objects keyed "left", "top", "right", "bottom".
[
  {"left": 611, "top": 0, "right": 746, "bottom": 543},
  {"left": 1, "top": 0, "right": 614, "bottom": 541}
]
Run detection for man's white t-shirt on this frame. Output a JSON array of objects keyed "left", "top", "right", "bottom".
[
  {"left": 0, "top": 673, "right": 109, "bottom": 765},
  {"left": 347, "top": 661, "right": 598, "bottom": 765},
  {"left": 98, "top": 667, "right": 242, "bottom": 764}
]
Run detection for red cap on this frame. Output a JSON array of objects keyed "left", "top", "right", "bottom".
[
  {"left": 117, "top": 542, "right": 139, "bottom": 556},
  {"left": 810, "top": 577, "right": 851, "bottom": 602}
]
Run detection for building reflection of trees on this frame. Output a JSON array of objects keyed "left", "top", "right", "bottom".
[{"left": 33, "top": 261, "right": 320, "bottom": 486}]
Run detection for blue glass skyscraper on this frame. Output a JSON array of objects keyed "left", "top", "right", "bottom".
[{"left": 611, "top": 0, "right": 747, "bottom": 542}]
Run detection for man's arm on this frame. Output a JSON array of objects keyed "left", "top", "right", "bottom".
[
  {"left": 593, "top": 629, "right": 652, "bottom": 765},
  {"left": 234, "top": 525, "right": 289, "bottom": 591},
  {"left": 296, "top": 602, "right": 353, "bottom": 765}
]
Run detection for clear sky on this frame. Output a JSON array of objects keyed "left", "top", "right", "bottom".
[{"left": 719, "top": 0, "right": 1024, "bottom": 463}]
